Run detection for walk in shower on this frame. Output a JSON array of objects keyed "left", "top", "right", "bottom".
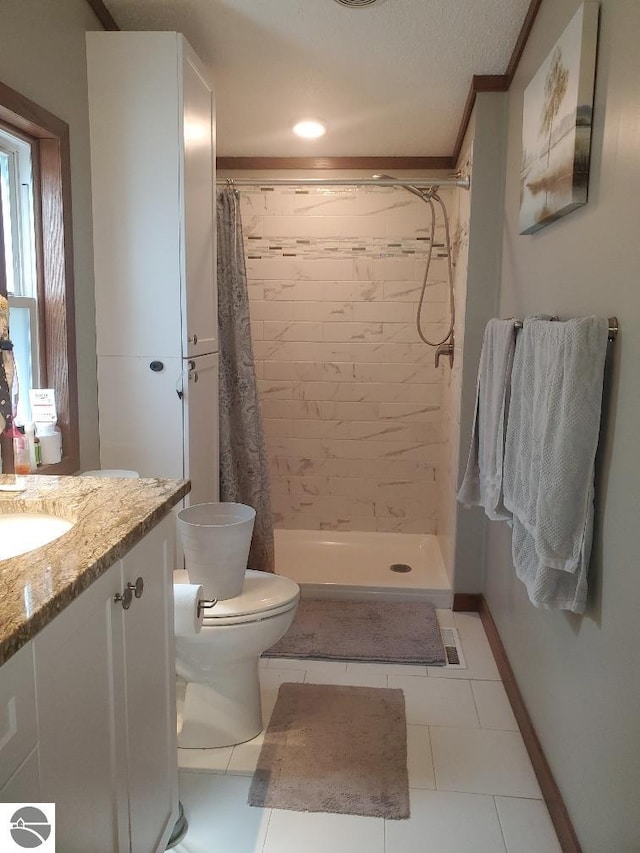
[{"left": 219, "top": 172, "right": 471, "bottom": 605}]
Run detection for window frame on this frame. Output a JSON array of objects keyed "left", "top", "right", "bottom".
[
  {"left": 0, "top": 132, "right": 37, "bottom": 300},
  {"left": 0, "top": 80, "right": 79, "bottom": 474}
]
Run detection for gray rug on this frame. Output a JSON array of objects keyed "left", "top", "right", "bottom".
[
  {"left": 264, "top": 598, "right": 446, "bottom": 665},
  {"left": 248, "top": 682, "right": 410, "bottom": 819}
]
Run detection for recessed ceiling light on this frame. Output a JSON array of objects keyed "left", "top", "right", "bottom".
[{"left": 293, "top": 120, "right": 326, "bottom": 140}]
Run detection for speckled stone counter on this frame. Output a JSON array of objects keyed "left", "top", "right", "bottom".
[{"left": 0, "top": 474, "right": 189, "bottom": 666}]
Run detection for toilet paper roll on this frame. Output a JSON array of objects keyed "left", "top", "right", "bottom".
[{"left": 173, "top": 583, "right": 204, "bottom": 636}]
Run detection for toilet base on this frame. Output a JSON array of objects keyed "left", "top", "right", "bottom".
[{"left": 177, "top": 656, "right": 263, "bottom": 748}]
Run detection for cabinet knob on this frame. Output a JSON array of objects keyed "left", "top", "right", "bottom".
[
  {"left": 114, "top": 588, "right": 133, "bottom": 610},
  {"left": 128, "top": 577, "right": 144, "bottom": 599},
  {"left": 188, "top": 333, "right": 198, "bottom": 345}
]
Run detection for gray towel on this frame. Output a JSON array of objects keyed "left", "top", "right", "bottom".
[
  {"left": 457, "top": 319, "right": 517, "bottom": 521},
  {"left": 503, "top": 317, "right": 609, "bottom": 613}
]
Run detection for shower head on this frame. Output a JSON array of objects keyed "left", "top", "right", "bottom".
[{"left": 372, "top": 174, "right": 435, "bottom": 201}]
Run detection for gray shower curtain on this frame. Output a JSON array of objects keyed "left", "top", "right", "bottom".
[{"left": 217, "top": 187, "right": 275, "bottom": 573}]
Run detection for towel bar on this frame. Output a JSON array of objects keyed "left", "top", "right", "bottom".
[{"left": 511, "top": 316, "right": 618, "bottom": 342}]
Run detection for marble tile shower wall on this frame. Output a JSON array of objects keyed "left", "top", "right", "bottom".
[{"left": 240, "top": 185, "right": 457, "bottom": 533}]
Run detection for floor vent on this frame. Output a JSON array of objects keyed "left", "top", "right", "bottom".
[{"left": 440, "top": 627, "right": 466, "bottom": 668}]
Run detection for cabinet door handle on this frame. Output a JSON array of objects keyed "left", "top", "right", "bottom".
[
  {"left": 188, "top": 333, "right": 198, "bottom": 345},
  {"left": 114, "top": 588, "right": 133, "bottom": 610},
  {"left": 128, "top": 577, "right": 144, "bottom": 599}
]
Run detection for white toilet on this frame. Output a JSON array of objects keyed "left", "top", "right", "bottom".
[{"left": 174, "top": 503, "right": 299, "bottom": 749}]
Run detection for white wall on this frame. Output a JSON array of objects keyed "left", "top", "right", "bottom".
[
  {"left": 449, "top": 92, "right": 509, "bottom": 592},
  {"left": 0, "top": 0, "right": 103, "bottom": 469},
  {"left": 481, "top": 1, "right": 640, "bottom": 849},
  {"left": 436, "top": 115, "right": 473, "bottom": 584}
]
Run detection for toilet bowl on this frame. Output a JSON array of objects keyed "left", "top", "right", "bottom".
[{"left": 176, "top": 569, "right": 299, "bottom": 748}]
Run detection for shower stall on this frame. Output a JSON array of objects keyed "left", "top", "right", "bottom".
[{"left": 218, "top": 172, "right": 471, "bottom": 605}]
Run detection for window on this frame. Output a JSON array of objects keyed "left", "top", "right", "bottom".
[
  {"left": 0, "top": 80, "right": 79, "bottom": 473},
  {"left": 1, "top": 127, "right": 39, "bottom": 425}
]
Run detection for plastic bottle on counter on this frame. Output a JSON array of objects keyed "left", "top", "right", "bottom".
[
  {"left": 12, "top": 422, "right": 31, "bottom": 475},
  {"left": 37, "top": 423, "right": 62, "bottom": 465}
]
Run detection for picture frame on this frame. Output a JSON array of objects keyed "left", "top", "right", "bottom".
[{"left": 519, "top": 2, "right": 600, "bottom": 235}]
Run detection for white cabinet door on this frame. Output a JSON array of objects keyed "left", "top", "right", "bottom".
[
  {"left": 88, "top": 32, "right": 217, "bottom": 362},
  {"left": 183, "top": 353, "right": 219, "bottom": 506},
  {"left": 182, "top": 45, "right": 217, "bottom": 359},
  {"left": 0, "top": 642, "right": 37, "bottom": 792},
  {"left": 0, "top": 749, "right": 40, "bottom": 802},
  {"left": 98, "top": 355, "right": 184, "bottom": 480},
  {"left": 121, "top": 518, "right": 178, "bottom": 853},
  {"left": 87, "top": 32, "right": 184, "bottom": 360},
  {"left": 35, "top": 564, "right": 129, "bottom": 853}
]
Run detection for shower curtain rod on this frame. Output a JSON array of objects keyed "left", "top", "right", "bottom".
[{"left": 217, "top": 175, "right": 470, "bottom": 190}]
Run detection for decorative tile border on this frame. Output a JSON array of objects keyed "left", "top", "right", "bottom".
[{"left": 245, "top": 235, "right": 449, "bottom": 261}]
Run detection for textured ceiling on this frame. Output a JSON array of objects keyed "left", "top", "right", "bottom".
[{"left": 103, "top": 0, "right": 531, "bottom": 157}]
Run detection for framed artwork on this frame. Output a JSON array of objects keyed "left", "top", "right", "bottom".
[{"left": 519, "top": 2, "right": 599, "bottom": 235}]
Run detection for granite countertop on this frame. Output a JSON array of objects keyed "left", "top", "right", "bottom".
[{"left": 0, "top": 474, "right": 190, "bottom": 666}]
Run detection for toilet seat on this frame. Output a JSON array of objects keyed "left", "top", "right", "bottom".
[{"left": 201, "top": 570, "right": 299, "bottom": 627}]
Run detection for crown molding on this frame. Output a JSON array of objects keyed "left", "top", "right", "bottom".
[{"left": 216, "top": 156, "right": 454, "bottom": 172}]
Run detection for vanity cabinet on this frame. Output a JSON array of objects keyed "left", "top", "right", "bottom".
[{"left": 0, "top": 516, "right": 177, "bottom": 853}]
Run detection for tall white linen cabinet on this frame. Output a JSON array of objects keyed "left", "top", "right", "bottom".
[{"left": 87, "top": 32, "right": 219, "bottom": 507}]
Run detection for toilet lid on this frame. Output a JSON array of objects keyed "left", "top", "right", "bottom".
[{"left": 203, "top": 570, "right": 299, "bottom": 621}]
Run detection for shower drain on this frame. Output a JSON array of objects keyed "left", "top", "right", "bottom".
[{"left": 389, "top": 563, "right": 412, "bottom": 573}]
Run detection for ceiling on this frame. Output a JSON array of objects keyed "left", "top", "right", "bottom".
[{"left": 102, "top": 0, "right": 532, "bottom": 159}]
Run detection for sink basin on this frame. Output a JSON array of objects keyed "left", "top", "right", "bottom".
[{"left": 0, "top": 513, "right": 74, "bottom": 561}]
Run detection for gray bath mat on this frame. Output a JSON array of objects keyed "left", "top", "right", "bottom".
[
  {"left": 248, "top": 682, "right": 409, "bottom": 819},
  {"left": 263, "top": 598, "right": 446, "bottom": 665}
]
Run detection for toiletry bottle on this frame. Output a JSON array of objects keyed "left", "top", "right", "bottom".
[
  {"left": 12, "top": 421, "right": 31, "bottom": 475},
  {"left": 25, "top": 422, "right": 38, "bottom": 471},
  {"left": 38, "top": 423, "right": 62, "bottom": 465}
]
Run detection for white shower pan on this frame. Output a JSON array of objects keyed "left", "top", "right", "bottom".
[{"left": 274, "top": 529, "right": 452, "bottom": 609}]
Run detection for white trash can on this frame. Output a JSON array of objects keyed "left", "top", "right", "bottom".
[{"left": 177, "top": 502, "right": 256, "bottom": 600}]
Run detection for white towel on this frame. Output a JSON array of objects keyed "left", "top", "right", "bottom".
[
  {"left": 503, "top": 316, "right": 609, "bottom": 613},
  {"left": 457, "top": 319, "right": 517, "bottom": 521}
]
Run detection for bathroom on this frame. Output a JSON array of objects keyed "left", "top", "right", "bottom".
[{"left": 0, "top": 1, "right": 639, "bottom": 851}]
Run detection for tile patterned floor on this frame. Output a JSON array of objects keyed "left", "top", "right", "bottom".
[{"left": 173, "top": 611, "right": 562, "bottom": 853}]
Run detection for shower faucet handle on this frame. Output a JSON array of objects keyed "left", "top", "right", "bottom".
[{"left": 434, "top": 339, "right": 454, "bottom": 368}]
